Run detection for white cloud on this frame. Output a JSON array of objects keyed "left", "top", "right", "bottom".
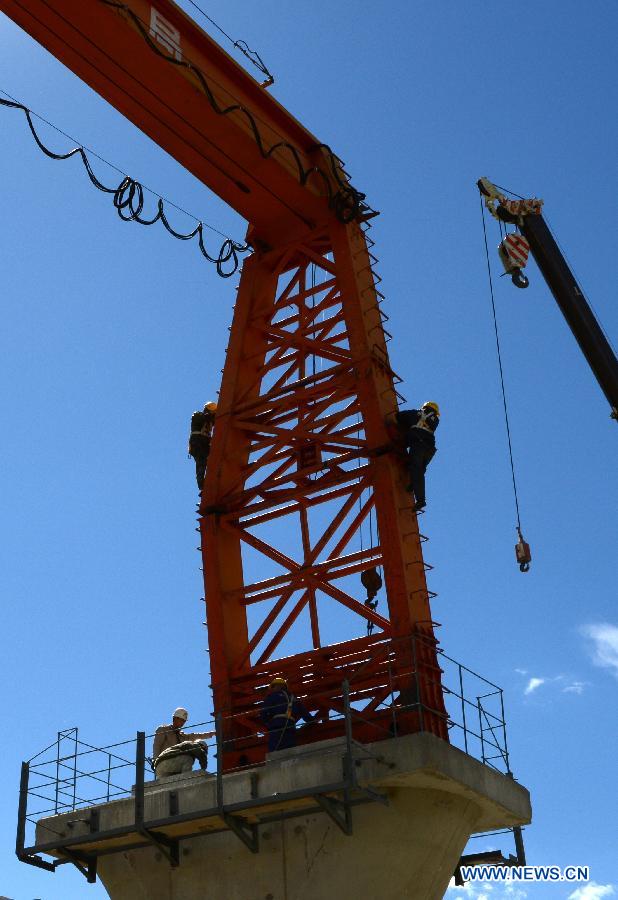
[
  {"left": 563, "top": 681, "right": 588, "bottom": 695},
  {"left": 581, "top": 624, "right": 618, "bottom": 679},
  {"left": 524, "top": 677, "right": 545, "bottom": 695},
  {"left": 519, "top": 672, "right": 586, "bottom": 697},
  {"left": 515, "top": 668, "right": 528, "bottom": 676},
  {"left": 568, "top": 882, "right": 616, "bottom": 899},
  {"left": 446, "top": 882, "right": 493, "bottom": 899},
  {"left": 446, "top": 882, "right": 526, "bottom": 900}
]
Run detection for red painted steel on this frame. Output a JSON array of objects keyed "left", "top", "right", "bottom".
[
  {"left": 0, "top": 0, "right": 448, "bottom": 762},
  {"left": 0, "top": 0, "right": 354, "bottom": 245},
  {"left": 202, "top": 221, "right": 447, "bottom": 763}
]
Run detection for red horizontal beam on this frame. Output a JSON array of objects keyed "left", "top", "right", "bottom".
[{"left": 0, "top": 0, "right": 363, "bottom": 244}]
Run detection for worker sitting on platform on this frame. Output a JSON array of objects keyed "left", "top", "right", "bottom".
[
  {"left": 152, "top": 707, "right": 215, "bottom": 779},
  {"left": 394, "top": 402, "right": 440, "bottom": 512},
  {"left": 188, "top": 401, "right": 217, "bottom": 490},
  {"left": 260, "top": 676, "right": 315, "bottom": 753}
]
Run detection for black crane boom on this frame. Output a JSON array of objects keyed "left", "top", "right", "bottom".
[
  {"left": 478, "top": 178, "right": 618, "bottom": 421},
  {"left": 520, "top": 213, "right": 618, "bottom": 418}
]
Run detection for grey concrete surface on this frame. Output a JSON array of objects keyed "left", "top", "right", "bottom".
[{"left": 35, "top": 732, "right": 531, "bottom": 900}]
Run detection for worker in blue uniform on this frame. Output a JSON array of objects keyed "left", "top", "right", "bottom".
[
  {"left": 395, "top": 401, "right": 440, "bottom": 512},
  {"left": 260, "top": 676, "right": 315, "bottom": 752}
]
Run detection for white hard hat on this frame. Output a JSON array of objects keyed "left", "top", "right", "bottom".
[{"left": 173, "top": 707, "right": 188, "bottom": 722}]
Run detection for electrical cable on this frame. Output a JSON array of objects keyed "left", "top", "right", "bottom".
[
  {"left": 184, "top": 0, "right": 275, "bottom": 86},
  {"left": 0, "top": 92, "right": 249, "bottom": 276},
  {"left": 479, "top": 195, "right": 524, "bottom": 532},
  {"left": 99, "top": 0, "right": 367, "bottom": 223}
]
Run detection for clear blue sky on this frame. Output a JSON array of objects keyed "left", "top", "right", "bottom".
[{"left": 1, "top": 1, "right": 616, "bottom": 898}]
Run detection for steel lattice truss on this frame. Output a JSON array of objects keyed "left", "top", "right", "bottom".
[
  {"left": 223, "top": 250, "right": 389, "bottom": 662},
  {"left": 201, "top": 221, "right": 446, "bottom": 763}
]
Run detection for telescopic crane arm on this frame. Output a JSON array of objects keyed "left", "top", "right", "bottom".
[{"left": 478, "top": 178, "right": 618, "bottom": 421}]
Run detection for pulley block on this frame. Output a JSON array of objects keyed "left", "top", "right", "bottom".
[
  {"left": 498, "top": 233, "right": 530, "bottom": 289},
  {"left": 515, "top": 529, "right": 532, "bottom": 573}
]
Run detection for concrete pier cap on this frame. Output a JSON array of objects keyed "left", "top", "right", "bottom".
[{"left": 35, "top": 731, "right": 530, "bottom": 900}]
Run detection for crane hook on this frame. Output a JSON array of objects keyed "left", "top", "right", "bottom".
[
  {"left": 361, "top": 567, "right": 383, "bottom": 635},
  {"left": 498, "top": 234, "right": 530, "bottom": 289},
  {"left": 510, "top": 269, "right": 529, "bottom": 289},
  {"left": 515, "top": 527, "right": 532, "bottom": 572}
]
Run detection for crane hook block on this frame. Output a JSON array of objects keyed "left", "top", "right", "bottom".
[
  {"left": 515, "top": 529, "right": 532, "bottom": 573},
  {"left": 498, "top": 234, "right": 530, "bottom": 289},
  {"left": 511, "top": 270, "right": 529, "bottom": 289},
  {"left": 361, "top": 566, "right": 383, "bottom": 601}
]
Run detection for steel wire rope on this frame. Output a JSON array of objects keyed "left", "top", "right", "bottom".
[
  {"left": 99, "top": 0, "right": 367, "bottom": 223},
  {"left": 184, "top": 0, "right": 275, "bottom": 86},
  {"left": 357, "top": 411, "right": 364, "bottom": 554},
  {"left": 310, "top": 262, "right": 316, "bottom": 379},
  {"left": 0, "top": 91, "right": 250, "bottom": 276},
  {"left": 479, "top": 195, "right": 524, "bottom": 533},
  {"left": 492, "top": 182, "right": 527, "bottom": 201}
]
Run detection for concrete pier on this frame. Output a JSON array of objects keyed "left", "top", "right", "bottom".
[{"left": 35, "top": 733, "right": 531, "bottom": 900}]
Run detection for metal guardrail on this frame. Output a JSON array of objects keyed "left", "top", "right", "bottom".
[{"left": 16, "top": 645, "right": 516, "bottom": 883}]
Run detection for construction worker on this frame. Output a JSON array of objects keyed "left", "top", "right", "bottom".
[
  {"left": 152, "top": 707, "right": 216, "bottom": 778},
  {"left": 394, "top": 401, "right": 440, "bottom": 512},
  {"left": 260, "top": 676, "right": 315, "bottom": 753},
  {"left": 188, "top": 401, "right": 217, "bottom": 490}
]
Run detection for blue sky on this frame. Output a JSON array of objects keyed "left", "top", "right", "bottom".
[{"left": 1, "top": 1, "right": 616, "bottom": 897}]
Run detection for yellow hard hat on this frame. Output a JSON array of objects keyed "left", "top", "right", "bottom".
[
  {"left": 204, "top": 401, "right": 217, "bottom": 413},
  {"left": 269, "top": 676, "right": 287, "bottom": 688},
  {"left": 422, "top": 401, "right": 440, "bottom": 416}
]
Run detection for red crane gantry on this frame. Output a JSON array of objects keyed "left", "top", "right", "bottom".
[{"left": 1, "top": 0, "right": 447, "bottom": 762}]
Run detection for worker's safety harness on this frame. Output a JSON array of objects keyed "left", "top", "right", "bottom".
[{"left": 270, "top": 691, "right": 296, "bottom": 751}]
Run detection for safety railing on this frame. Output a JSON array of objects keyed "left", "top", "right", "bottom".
[{"left": 17, "top": 638, "right": 513, "bottom": 881}]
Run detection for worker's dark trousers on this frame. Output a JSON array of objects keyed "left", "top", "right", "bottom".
[
  {"left": 189, "top": 434, "right": 211, "bottom": 490},
  {"left": 194, "top": 457, "right": 207, "bottom": 489},
  {"left": 407, "top": 441, "right": 435, "bottom": 506},
  {"left": 267, "top": 721, "right": 297, "bottom": 752}
]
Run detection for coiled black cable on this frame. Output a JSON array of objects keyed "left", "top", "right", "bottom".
[
  {"left": 100, "top": 0, "right": 367, "bottom": 223},
  {"left": 0, "top": 95, "right": 250, "bottom": 277}
]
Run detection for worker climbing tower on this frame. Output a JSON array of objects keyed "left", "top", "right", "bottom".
[{"left": 6, "top": 1, "right": 531, "bottom": 896}]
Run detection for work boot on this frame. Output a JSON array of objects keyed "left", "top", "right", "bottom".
[{"left": 414, "top": 499, "right": 426, "bottom": 512}]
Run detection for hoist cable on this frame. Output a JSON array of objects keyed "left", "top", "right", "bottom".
[
  {"left": 492, "top": 182, "right": 527, "bottom": 201},
  {"left": 99, "top": 0, "right": 367, "bottom": 224},
  {"left": 310, "top": 263, "right": 316, "bottom": 378},
  {"left": 479, "top": 196, "right": 523, "bottom": 531},
  {"left": 184, "top": 0, "right": 275, "bottom": 85},
  {"left": 0, "top": 93, "right": 249, "bottom": 277},
  {"left": 358, "top": 425, "right": 364, "bottom": 553}
]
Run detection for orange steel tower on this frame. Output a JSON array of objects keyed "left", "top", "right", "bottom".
[
  {"left": 0, "top": 0, "right": 447, "bottom": 760},
  {"left": 201, "top": 221, "right": 447, "bottom": 763}
]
